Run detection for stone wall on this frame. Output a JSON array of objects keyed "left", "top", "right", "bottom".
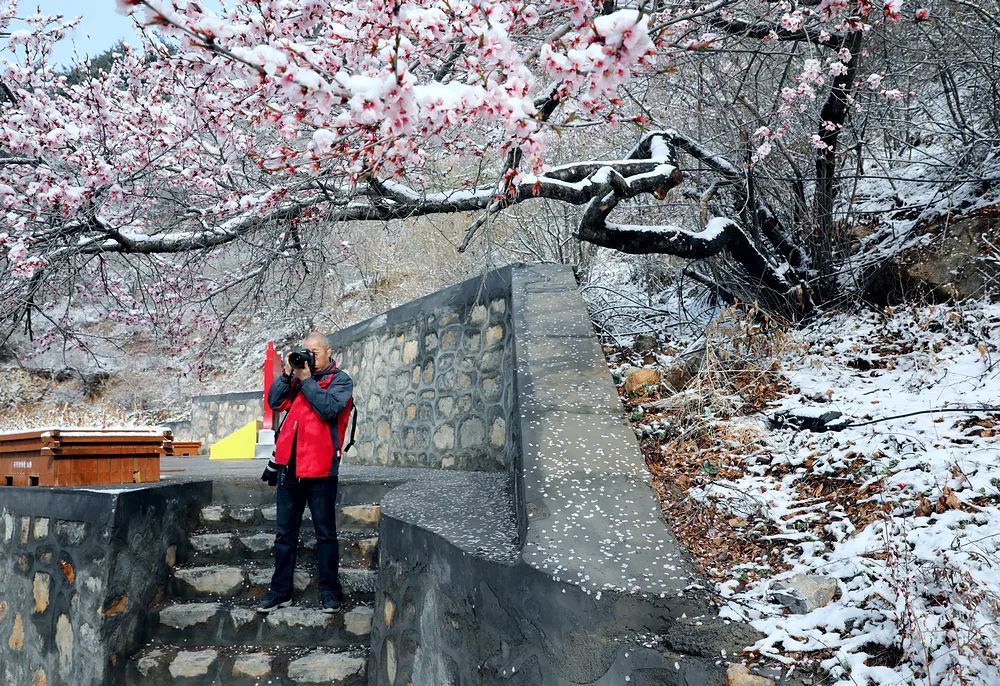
[
  {"left": 329, "top": 269, "right": 515, "bottom": 473},
  {"left": 189, "top": 391, "right": 261, "bottom": 446},
  {"left": 0, "top": 483, "right": 211, "bottom": 685},
  {"left": 368, "top": 264, "right": 769, "bottom": 685}
]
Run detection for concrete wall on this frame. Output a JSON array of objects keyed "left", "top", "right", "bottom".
[
  {"left": 0, "top": 483, "right": 211, "bottom": 686},
  {"left": 329, "top": 269, "right": 515, "bottom": 473},
  {"left": 189, "top": 391, "right": 261, "bottom": 446}
]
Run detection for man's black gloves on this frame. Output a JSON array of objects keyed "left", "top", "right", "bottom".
[{"left": 261, "top": 460, "right": 280, "bottom": 487}]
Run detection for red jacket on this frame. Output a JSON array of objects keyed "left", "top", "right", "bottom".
[{"left": 268, "top": 364, "right": 354, "bottom": 478}]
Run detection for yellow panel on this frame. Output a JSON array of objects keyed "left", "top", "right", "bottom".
[{"left": 210, "top": 420, "right": 259, "bottom": 460}]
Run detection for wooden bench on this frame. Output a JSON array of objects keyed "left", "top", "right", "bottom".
[{"left": 0, "top": 428, "right": 170, "bottom": 486}]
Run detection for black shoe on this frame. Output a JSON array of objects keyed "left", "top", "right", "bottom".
[
  {"left": 320, "top": 593, "right": 342, "bottom": 613},
  {"left": 257, "top": 591, "right": 292, "bottom": 613}
]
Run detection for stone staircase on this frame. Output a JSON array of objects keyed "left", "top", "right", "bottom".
[{"left": 126, "top": 479, "right": 384, "bottom": 685}]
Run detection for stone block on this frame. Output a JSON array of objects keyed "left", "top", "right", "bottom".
[
  {"left": 460, "top": 419, "right": 486, "bottom": 448},
  {"left": 233, "top": 653, "right": 272, "bottom": 679},
  {"left": 2, "top": 513, "right": 12, "bottom": 541},
  {"left": 55, "top": 520, "right": 87, "bottom": 545},
  {"left": 33, "top": 518, "right": 49, "bottom": 540},
  {"left": 19, "top": 516, "right": 29, "bottom": 544},
  {"left": 484, "top": 324, "right": 504, "bottom": 348},
  {"left": 424, "top": 332, "right": 439, "bottom": 351},
  {"left": 433, "top": 425, "right": 455, "bottom": 451},
  {"left": 470, "top": 304, "right": 488, "bottom": 324},
  {"left": 159, "top": 603, "right": 220, "bottom": 630},
  {"left": 344, "top": 606, "right": 374, "bottom": 635},
  {"left": 175, "top": 566, "right": 245, "bottom": 596},
  {"left": 33, "top": 572, "right": 50, "bottom": 613},
  {"left": 288, "top": 652, "right": 366, "bottom": 684},
  {"left": 422, "top": 360, "right": 435, "bottom": 385},
  {"left": 437, "top": 397, "right": 455, "bottom": 418},
  {"left": 383, "top": 596, "right": 396, "bottom": 628},
  {"left": 169, "top": 649, "right": 218, "bottom": 678},
  {"left": 402, "top": 340, "right": 419, "bottom": 364},
  {"left": 55, "top": 615, "right": 73, "bottom": 676},
  {"left": 8, "top": 612, "right": 24, "bottom": 651},
  {"left": 490, "top": 418, "right": 506, "bottom": 448}
]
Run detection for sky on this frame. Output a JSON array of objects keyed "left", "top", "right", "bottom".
[{"left": 15, "top": 1, "right": 142, "bottom": 67}]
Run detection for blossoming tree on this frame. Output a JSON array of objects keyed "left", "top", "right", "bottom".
[{"left": 1, "top": 0, "right": 995, "bottom": 348}]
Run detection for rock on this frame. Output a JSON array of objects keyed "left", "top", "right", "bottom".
[
  {"left": 725, "top": 664, "right": 776, "bottom": 686},
  {"left": 634, "top": 334, "right": 658, "bottom": 351},
  {"left": 433, "top": 424, "right": 455, "bottom": 451},
  {"left": 341, "top": 504, "right": 380, "bottom": 527},
  {"left": 386, "top": 638, "right": 397, "bottom": 683},
  {"left": 344, "top": 606, "right": 373, "bottom": 635},
  {"left": 33, "top": 518, "right": 49, "bottom": 539},
  {"left": 772, "top": 573, "right": 838, "bottom": 614},
  {"left": 383, "top": 597, "right": 396, "bottom": 628},
  {"left": 288, "top": 651, "right": 366, "bottom": 684},
  {"left": 55, "top": 615, "right": 73, "bottom": 675},
  {"left": 770, "top": 408, "right": 846, "bottom": 432},
  {"left": 164, "top": 545, "right": 177, "bottom": 568},
  {"left": 230, "top": 506, "right": 257, "bottom": 524},
  {"left": 230, "top": 607, "right": 256, "bottom": 630},
  {"left": 136, "top": 649, "right": 164, "bottom": 677},
  {"left": 887, "top": 211, "right": 1000, "bottom": 301},
  {"left": 55, "top": 521, "right": 86, "bottom": 545},
  {"left": 459, "top": 418, "right": 486, "bottom": 448},
  {"left": 470, "top": 304, "right": 488, "bottom": 325},
  {"left": 490, "top": 418, "right": 506, "bottom": 448},
  {"left": 169, "top": 649, "right": 218, "bottom": 678},
  {"left": 31, "top": 668, "right": 46, "bottom": 686},
  {"left": 266, "top": 607, "right": 334, "bottom": 629},
  {"left": 353, "top": 537, "right": 379, "bottom": 565},
  {"left": 175, "top": 566, "right": 245, "bottom": 596},
  {"left": 623, "top": 368, "right": 661, "bottom": 394},
  {"left": 8, "top": 613, "right": 24, "bottom": 651},
  {"left": 240, "top": 532, "right": 274, "bottom": 553},
  {"left": 663, "top": 619, "right": 762, "bottom": 659},
  {"left": 33, "top": 572, "right": 51, "bottom": 613},
  {"left": 233, "top": 652, "right": 271, "bottom": 679},
  {"left": 260, "top": 505, "right": 277, "bottom": 521},
  {"left": 199, "top": 505, "right": 226, "bottom": 523},
  {"left": 484, "top": 324, "right": 504, "bottom": 348},
  {"left": 190, "top": 533, "right": 235, "bottom": 556},
  {"left": 159, "top": 603, "right": 220, "bottom": 629}
]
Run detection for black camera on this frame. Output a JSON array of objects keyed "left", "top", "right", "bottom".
[{"left": 288, "top": 349, "right": 315, "bottom": 370}]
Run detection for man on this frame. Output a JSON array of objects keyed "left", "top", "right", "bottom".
[{"left": 257, "top": 332, "right": 354, "bottom": 614}]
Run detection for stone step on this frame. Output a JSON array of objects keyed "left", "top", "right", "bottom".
[
  {"left": 127, "top": 643, "right": 367, "bottom": 685},
  {"left": 185, "top": 531, "right": 379, "bottom": 568},
  {"left": 151, "top": 601, "right": 374, "bottom": 649},
  {"left": 198, "top": 502, "right": 381, "bottom": 532},
  {"left": 209, "top": 479, "right": 395, "bottom": 509},
  {"left": 170, "top": 563, "right": 377, "bottom": 603}
]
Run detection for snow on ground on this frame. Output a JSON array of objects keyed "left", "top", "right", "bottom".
[{"left": 698, "top": 302, "right": 1000, "bottom": 685}]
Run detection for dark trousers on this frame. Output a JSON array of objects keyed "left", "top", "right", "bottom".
[{"left": 270, "top": 470, "right": 341, "bottom": 598}]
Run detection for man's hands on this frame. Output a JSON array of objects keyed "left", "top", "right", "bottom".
[
  {"left": 261, "top": 459, "right": 280, "bottom": 486},
  {"left": 284, "top": 351, "right": 312, "bottom": 381}
]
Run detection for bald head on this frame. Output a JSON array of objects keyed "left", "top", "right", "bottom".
[{"left": 302, "top": 332, "right": 332, "bottom": 370}]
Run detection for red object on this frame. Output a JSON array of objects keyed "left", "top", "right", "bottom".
[
  {"left": 263, "top": 341, "right": 282, "bottom": 430},
  {"left": 271, "top": 368, "right": 354, "bottom": 478}
]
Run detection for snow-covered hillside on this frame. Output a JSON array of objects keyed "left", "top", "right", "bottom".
[{"left": 612, "top": 301, "right": 1000, "bottom": 685}]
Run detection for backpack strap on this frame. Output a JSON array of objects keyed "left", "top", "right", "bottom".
[{"left": 343, "top": 404, "right": 358, "bottom": 453}]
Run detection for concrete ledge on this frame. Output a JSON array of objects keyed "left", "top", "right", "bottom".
[{"left": 512, "top": 264, "right": 699, "bottom": 596}]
